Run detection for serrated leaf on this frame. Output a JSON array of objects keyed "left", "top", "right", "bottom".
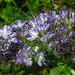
[
  {"left": 50, "top": 65, "right": 63, "bottom": 75},
  {"left": 63, "top": 65, "right": 71, "bottom": 75},
  {"left": 50, "top": 64, "right": 71, "bottom": 75}
]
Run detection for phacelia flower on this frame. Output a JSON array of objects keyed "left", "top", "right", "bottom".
[
  {"left": 12, "top": 20, "right": 27, "bottom": 29},
  {"left": 36, "top": 50, "right": 46, "bottom": 66},
  {"left": 26, "top": 28, "right": 39, "bottom": 41},
  {"left": 69, "top": 32, "right": 75, "bottom": 37},
  {"left": 14, "top": 46, "right": 33, "bottom": 66},
  {"left": 70, "top": 17, "right": 75, "bottom": 23},
  {"left": 0, "top": 25, "right": 12, "bottom": 39}
]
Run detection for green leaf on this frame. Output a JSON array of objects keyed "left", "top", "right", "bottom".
[
  {"left": 0, "top": 0, "right": 2, "bottom": 4},
  {"left": 0, "top": 3, "right": 21, "bottom": 24},
  {"left": 50, "top": 64, "right": 71, "bottom": 75},
  {"left": 50, "top": 65, "right": 63, "bottom": 75},
  {"left": 63, "top": 65, "right": 71, "bottom": 75},
  {"left": 70, "top": 69, "right": 75, "bottom": 75},
  {"left": 57, "top": 62, "right": 64, "bottom": 66},
  {"left": 4, "top": 0, "right": 12, "bottom": 2}
]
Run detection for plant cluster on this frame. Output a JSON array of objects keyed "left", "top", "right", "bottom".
[{"left": 0, "top": 9, "right": 75, "bottom": 74}]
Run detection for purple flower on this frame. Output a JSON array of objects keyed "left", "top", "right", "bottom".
[
  {"left": 40, "top": 37, "right": 45, "bottom": 42},
  {"left": 8, "top": 32, "right": 18, "bottom": 44},
  {"left": 61, "top": 27, "right": 68, "bottom": 32},
  {"left": 14, "top": 46, "right": 33, "bottom": 66},
  {"left": 25, "top": 59, "right": 33, "bottom": 66},
  {"left": 4, "top": 43, "right": 10, "bottom": 50},
  {"left": 70, "top": 17, "right": 75, "bottom": 23},
  {"left": 34, "top": 46, "right": 39, "bottom": 52},
  {"left": 0, "top": 25, "right": 12, "bottom": 39},
  {"left": 12, "top": 20, "right": 27, "bottom": 29},
  {"left": 8, "top": 38, "right": 18, "bottom": 44},
  {"left": 40, "top": 34, "right": 49, "bottom": 43},
  {"left": 69, "top": 32, "right": 75, "bottom": 37},
  {"left": 49, "top": 15, "right": 55, "bottom": 21},
  {"left": 38, "top": 61, "right": 42, "bottom": 66},
  {"left": 26, "top": 28, "right": 39, "bottom": 41},
  {"left": 55, "top": 19, "right": 62, "bottom": 25},
  {"left": 71, "top": 12, "right": 75, "bottom": 17},
  {"left": 39, "top": 13, "right": 48, "bottom": 24},
  {"left": 61, "top": 10, "right": 68, "bottom": 19},
  {"left": 49, "top": 33, "right": 56, "bottom": 38},
  {"left": 26, "top": 47, "right": 31, "bottom": 51},
  {"left": 48, "top": 42, "right": 54, "bottom": 47},
  {"left": 23, "top": 55, "right": 33, "bottom": 66},
  {"left": 29, "top": 50, "right": 35, "bottom": 57},
  {"left": 55, "top": 15, "right": 62, "bottom": 25},
  {"left": 29, "top": 20, "right": 37, "bottom": 28},
  {"left": 30, "top": 13, "right": 49, "bottom": 33},
  {"left": 36, "top": 23, "right": 50, "bottom": 33},
  {"left": 35, "top": 50, "right": 46, "bottom": 66},
  {"left": 15, "top": 55, "right": 23, "bottom": 64}
]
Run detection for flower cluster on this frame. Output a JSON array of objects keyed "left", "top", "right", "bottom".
[
  {"left": 0, "top": 20, "right": 46, "bottom": 66},
  {"left": 0, "top": 9, "right": 75, "bottom": 66},
  {"left": 14, "top": 45, "right": 45, "bottom": 66},
  {"left": 26, "top": 10, "right": 75, "bottom": 58}
]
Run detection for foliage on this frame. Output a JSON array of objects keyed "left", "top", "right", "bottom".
[
  {"left": 0, "top": 0, "right": 75, "bottom": 75},
  {"left": 0, "top": 0, "right": 75, "bottom": 25}
]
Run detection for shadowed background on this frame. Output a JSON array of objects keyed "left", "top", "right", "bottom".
[{"left": 0, "top": 0, "right": 75, "bottom": 26}]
